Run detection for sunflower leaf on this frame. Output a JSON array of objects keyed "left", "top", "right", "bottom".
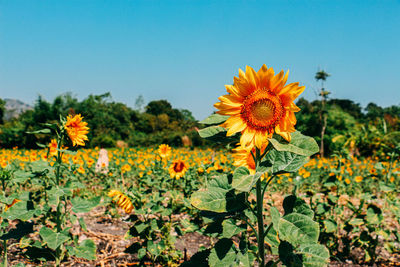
[
  {"left": 232, "top": 166, "right": 262, "bottom": 192},
  {"left": 200, "top": 114, "right": 229, "bottom": 125},
  {"left": 268, "top": 131, "right": 319, "bottom": 157}
]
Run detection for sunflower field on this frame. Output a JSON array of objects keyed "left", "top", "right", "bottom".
[{"left": 0, "top": 65, "right": 399, "bottom": 267}]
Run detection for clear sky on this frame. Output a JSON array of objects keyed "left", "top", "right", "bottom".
[{"left": 1, "top": 0, "right": 399, "bottom": 120}]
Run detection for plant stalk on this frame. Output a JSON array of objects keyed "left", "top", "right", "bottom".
[
  {"left": 256, "top": 179, "right": 265, "bottom": 267},
  {"left": 2, "top": 240, "right": 7, "bottom": 267}
]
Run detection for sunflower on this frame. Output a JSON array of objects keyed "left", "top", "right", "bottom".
[
  {"left": 49, "top": 139, "right": 58, "bottom": 156},
  {"left": 108, "top": 190, "right": 133, "bottom": 213},
  {"left": 169, "top": 159, "right": 188, "bottom": 179},
  {"left": 232, "top": 144, "right": 267, "bottom": 174},
  {"left": 214, "top": 65, "right": 305, "bottom": 149},
  {"left": 64, "top": 114, "right": 89, "bottom": 146},
  {"left": 158, "top": 144, "right": 172, "bottom": 159}
]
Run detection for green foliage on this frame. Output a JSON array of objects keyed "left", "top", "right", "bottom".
[
  {"left": 296, "top": 97, "right": 400, "bottom": 157},
  {"left": 0, "top": 93, "right": 200, "bottom": 148}
]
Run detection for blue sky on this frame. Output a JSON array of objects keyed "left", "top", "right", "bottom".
[{"left": 1, "top": 0, "right": 399, "bottom": 120}]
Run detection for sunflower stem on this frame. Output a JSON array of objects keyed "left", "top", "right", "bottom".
[
  {"left": 255, "top": 147, "right": 265, "bottom": 267},
  {"left": 256, "top": 179, "right": 265, "bottom": 266}
]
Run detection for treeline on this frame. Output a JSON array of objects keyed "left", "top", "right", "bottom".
[
  {"left": 0, "top": 93, "right": 203, "bottom": 149},
  {"left": 0, "top": 93, "right": 399, "bottom": 157},
  {"left": 296, "top": 98, "right": 400, "bottom": 157}
]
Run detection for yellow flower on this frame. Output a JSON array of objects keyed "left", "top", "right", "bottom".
[
  {"left": 108, "top": 190, "right": 133, "bottom": 213},
  {"left": 49, "top": 139, "right": 58, "bottom": 156},
  {"left": 169, "top": 159, "right": 188, "bottom": 179},
  {"left": 64, "top": 114, "right": 89, "bottom": 146},
  {"left": 158, "top": 144, "right": 172, "bottom": 159},
  {"left": 345, "top": 178, "right": 351, "bottom": 184},
  {"left": 232, "top": 144, "right": 267, "bottom": 175},
  {"left": 355, "top": 176, "right": 363, "bottom": 183},
  {"left": 77, "top": 166, "right": 85, "bottom": 174},
  {"left": 121, "top": 164, "right": 131, "bottom": 173},
  {"left": 215, "top": 65, "right": 304, "bottom": 148}
]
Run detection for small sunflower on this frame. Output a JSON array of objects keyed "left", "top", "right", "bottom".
[
  {"left": 108, "top": 190, "right": 133, "bottom": 213},
  {"left": 169, "top": 159, "right": 188, "bottom": 179},
  {"left": 232, "top": 144, "right": 267, "bottom": 175},
  {"left": 158, "top": 144, "right": 172, "bottom": 159},
  {"left": 64, "top": 114, "right": 89, "bottom": 146},
  {"left": 49, "top": 139, "right": 58, "bottom": 156},
  {"left": 214, "top": 65, "right": 305, "bottom": 149}
]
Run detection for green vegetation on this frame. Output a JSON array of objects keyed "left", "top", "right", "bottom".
[{"left": 0, "top": 93, "right": 399, "bottom": 158}]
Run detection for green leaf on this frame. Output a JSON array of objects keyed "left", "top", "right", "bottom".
[
  {"left": 323, "top": 220, "right": 337, "bottom": 233},
  {"left": 138, "top": 247, "right": 147, "bottom": 259},
  {"left": 0, "top": 221, "right": 33, "bottom": 241},
  {"left": 222, "top": 219, "right": 245, "bottom": 239},
  {"left": 198, "top": 126, "right": 227, "bottom": 139},
  {"left": 1, "top": 201, "right": 35, "bottom": 221},
  {"left": 297, "top": 244, "right": 330, "bottom": 267},
  {"left": 208, "top": 239, "right": 237, "bottom": 267},
  {"left": 236, "top": 250, "right": 255, "bottom": 267},
  {"left": 283, "top": 195, "right": 314, "bottom": 218},
  {"left": 200, "top": 114, "right": 229, "bottom": 125},
  {"left": 379, "top": 181, "right": 395, "bottom": 192},
  {"left": 270, "top": 207, "right": 281, "bottom": 230},
  {"left": 12, "top": 170, "right": 34, "bottom": 184},
  {"left": 191, "top": 188, "right": 246, "bottom": 214},
  {"left": 366, "top": 204, "right": 383, "bottom": 225},
  {"left": 349, "top": 218, "right": 364, "bottom": 226},
  {"left": 198, "top": 125, "right": 240, "bottom": 144},
  {"left": 79, "top": 217, "right": 87, "bottom": 231},
  {"left": 135, "top": 223, "right": 148, "bottom": 234},
  {"left": 29, "top": 160, "right": 54, "bottom": 173},
  {"left": 278, "top": 213, "right": 319, "bottom": 246},
  {"left": 268, "top": 131, "right": 319, "bottom": 156},
  {"left": 262, "top": 150, "right": 310, "bottom": 174},
  {"left": 71, "top": 197, "right": 101, "bottom": 213},
  {"left": 68, "top": 239, "right": 96, "bottom": 260},
  {"left": 191, "top": 175, "right": 246, "bottom": 213},
  {"left": 27, "top": 128, "right": 51, "bottom": 134},
  {"left": 265, "top": 226, "right": 279, "bottom": 255},
  {"left": 261, "top": 132, "right": 319, "bottom": 175},
  {"left": 232, "top": 167, "right": 262, "bottom": 192},
  {"left": 39, "top": 226, "right": 70, "bottom": 250},
  {"left": 279, "top": 241, "right": 302, "bottom": 267}
]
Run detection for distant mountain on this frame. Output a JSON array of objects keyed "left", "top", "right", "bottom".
[{"left": 4, "top": 98, "right": 32, "bottom": 121}]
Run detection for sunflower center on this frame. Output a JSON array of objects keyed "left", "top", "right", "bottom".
[
  {"left": 241, "top": 89, "right": 284, "bottom": 132},
  {"left": 173, "top": 162, "right": 185, "bottom": 172},
  {"left": 250, "top": 100, "right": 275, "bottom": 121}
]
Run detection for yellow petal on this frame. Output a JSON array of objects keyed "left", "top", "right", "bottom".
[
  {"left": 275, "top": 125, "right": 291, "bottom": 142},
  {"left": 225, "top": 117, "right": 247, "bottom": 136},
  {"left": 240, "top": 128, "right": 256, "bottom": 147},
  {"left": 216, "top": 108, "right": 241, "bottom": 116},
  {"left": 245, "top": 65, "right": 259, "bottom": 91},
  {"left": 254, "top": 133, "right": 268, "bottom": 149}
]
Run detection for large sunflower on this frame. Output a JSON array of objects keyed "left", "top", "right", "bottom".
[
  {"left": 214, "top": 65, "right": 304, "bottom": 148},
  {"left": 64, "top": 114, "right": 89, "bottom": 146}
]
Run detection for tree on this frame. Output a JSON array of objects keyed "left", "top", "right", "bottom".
[
  {"left": 145, "top": 100, "right": 173, "bottom": 116},
  {"left": 315, "top": 70, "right": 331, "bottom": 157},
  {"left": 0, "top": 98, "right": 5, "bottom": 124}
]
